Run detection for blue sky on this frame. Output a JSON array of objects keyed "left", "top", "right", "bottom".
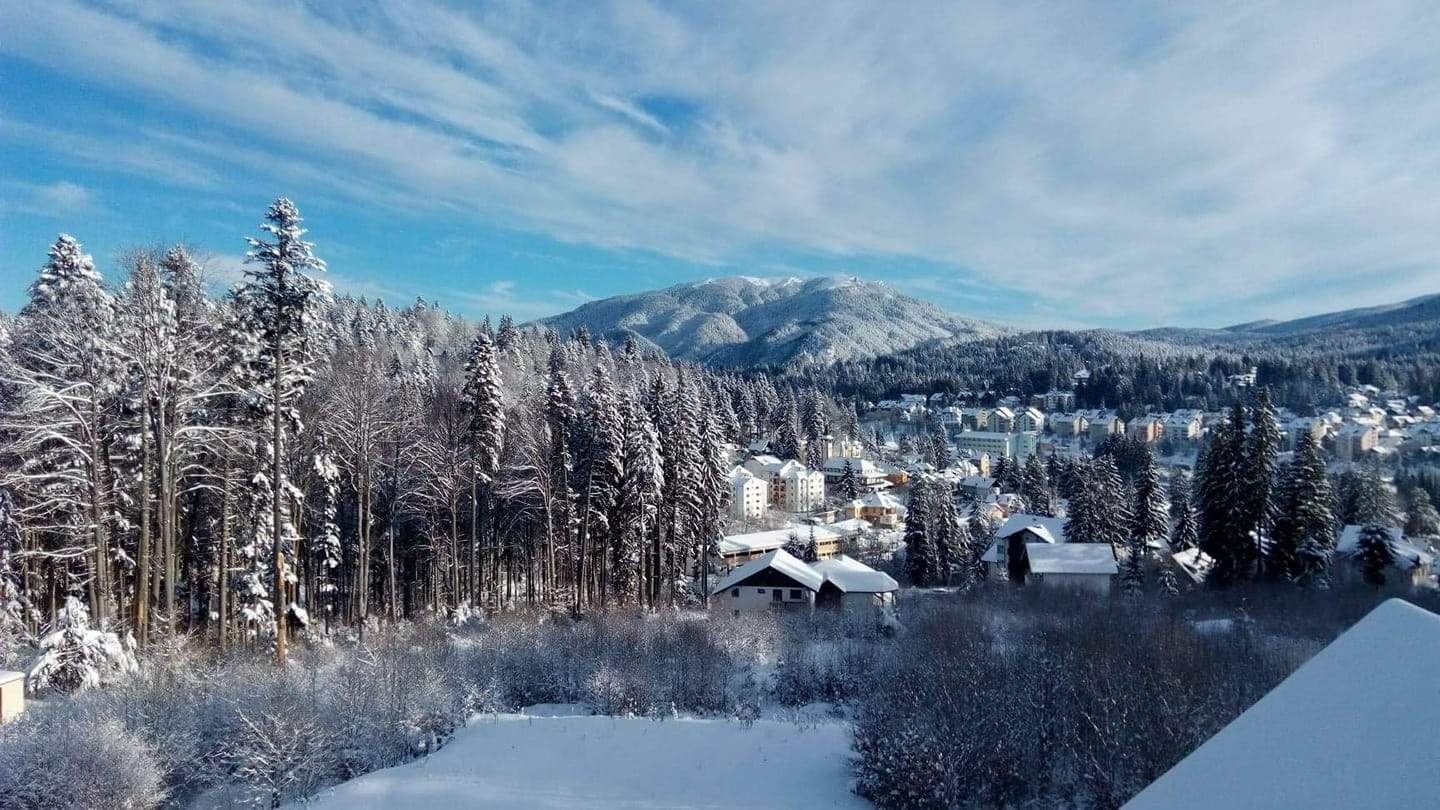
[{"left": 3, "top": 1, "right": 1440, "bottom": 329}]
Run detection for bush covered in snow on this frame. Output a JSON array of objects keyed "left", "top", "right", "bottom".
[
  {"left": 0, "top": 713, "right": 166, "bottom": 810},
  {"left": 26, "top": 596, "right": 139, "bottom": 695}
]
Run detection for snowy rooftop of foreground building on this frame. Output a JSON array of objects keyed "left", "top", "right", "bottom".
[
  {"left": 0, "top": 670, "right": 22, "bottom": 685},
  {"left": 1127, "top": 599, "right": 1440, "bottom": 809},
  {"left": 810, "top": 555, "right": 898, "bottom": 594},
  {"left": 980, "top": 542, "right": 1118, "bottom": 575},
  {"left": 1336, "top": 525, "right": 1433, "bottom": 568},
  {"left": 996, "top": 513, "right": 1067, "bottom": 544}
]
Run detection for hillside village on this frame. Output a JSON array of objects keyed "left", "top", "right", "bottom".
[{"left": 706, "top": 371, "right": 1440, "bottom": 608}]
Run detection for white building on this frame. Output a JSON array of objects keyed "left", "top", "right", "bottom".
[
  {"left": 743, "top": 456, "right": 827, "bottom": 513},
  {"left": 954, "top": 430, "right": 1016, "bottom": 460},
  {"left": 1335, "top": 423, "right": 1379, "bottom": 461},
  {"left": 1335, "top": 525, "right": 1433, "bottom": 586},
  {"left": 1016, "top": 407, "right": 1045, "bottom": 433},
  {"left": 727, "top": 466, "right": 768, "bottom": 520},
  {"left": 0, "top": 670, "right": 23, "bottom": 723},
  {"left": 1164, "top": 411, "right": 1203, "bottom": 443},
  {"left": 811, "top": 555, "right": 899, "bottom": 612},
  {"left": 987, "top": 406, "right": 1016, "bottom": 433}
]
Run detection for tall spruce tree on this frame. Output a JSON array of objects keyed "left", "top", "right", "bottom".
[
  {"left": 1198, "top": 400, "right": 1247, "bottom": 585},
  {"left": 1274, "top": 431, "right": 1335, "bottom": 584},
  {"left": 243, "top": 198, "right": 327, "bottom": 663},
  {"left": 1245, "top": 389, "right": 1282, "bottom": 576},
  {"left": 903, "top": 479, "right": 939, "bottom": 586}
]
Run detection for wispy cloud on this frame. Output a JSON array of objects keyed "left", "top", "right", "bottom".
[
  {"left": 0, "top": 179, "right": 98, "bottom": 217},
  {"left": 454, "top": 280, "right": 595, "bottom": 322},
  {"left": 3, "top": 1, "right": 1440, "bottom": 326}
]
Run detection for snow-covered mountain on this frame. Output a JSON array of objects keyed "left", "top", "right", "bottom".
[
  {"left": 1224, "top": 293, "right": 1440, "bottom": 335},
  {"left": 532, "top": 275, "right": 1007, "bottom": 367}
]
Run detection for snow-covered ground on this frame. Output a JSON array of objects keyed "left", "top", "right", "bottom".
[{"left": 292, "top": 706, "right": 868, "bottom": 809}]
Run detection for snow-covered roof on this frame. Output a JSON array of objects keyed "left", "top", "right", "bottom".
[
  {"left": 830, "top": 518, "right": 871, "bottom": 534},
  {"left": 1336, "top": 525, "right": 1433, "bottom": 568},
  {"left": 822, "top": 456, "right": 882, "bottom": 475},
  {"left": 718, "top": 526, "right": 840, "bottom": 557},
  {"left": 728, "top": 465, "right": 757, "bottom": 483},
  {"left": 811, "top": 555, "right": 898, "bottom": 594},
  {"left": 0, "top": 669, "right": 22, "bottom": 685},
  {"left": 996, "top": 513, "right": 1066, "bottom": 544},
  {"left": 860, "top": 490, "right": 904, "bottom": 513},
  {"left": 1025, "top": 543, "right": 1117, "bottom": 575},
  {"left": 710, "top": 549, "right": 824, "bottom": 594},
  {"left": 982, "top": 541, "right": 1117, "bottom": 575},
  {"left": 1129, "top": 599, "right": 1440, "bottom": 809}
]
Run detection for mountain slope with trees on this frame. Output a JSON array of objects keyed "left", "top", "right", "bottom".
[{"left": 533, "top": 275, "right": 1008, "bottom": 368}]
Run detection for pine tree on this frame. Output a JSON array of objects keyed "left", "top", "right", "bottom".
[
  {"left": 903, "top": 480, "right": 939, "bottom": 586},
  {"left": 1355, "top": 523, "right": 1396, "bottom": 587},
  {"left": 243, "top": 199, "right": 328, "bottom": 664},
  {"left": 837, "top": 460, "right": 860, "bottom": 502},
  {"left": 614, "top": 398, "right": 662, "bottom": 605},
  {"left": 2, "top": 234, "right": 121, "bottom": 625},
  {"left": 1405, "top": 489, "right": 1440, "bottom": 538},
  {"left": 1123, "top": 449, "right": 1166, "bottom": 593},
  {"left": 802, "top": 389, "right": 829, "bottom": 471},
  {"left": 1170, "top": 487, "right": 1199, "bottom": 552},
  {"left": 1274, "top": 431, "right": 1335, "bottom": 585},
  {"left": 803, "top": 525, "right": 820, "bottom": 563},
  {"left": 1245, "top": 389, "right": 1281, "bottom": 575},
  {"left": 462, "top": 329, "right": 505, "bottom": 605},
  {"left": 929, "top": 422, "right": 952, "bottom": 470},
  {"left": 1021, "top": 453, "right": 1051, "bottom": 516},
  {"left": 1198, "top": 400, "right": 1247, "bottom": 585},
  {"left": 774, "top": 395, "right": 803, "bottom": 462}
]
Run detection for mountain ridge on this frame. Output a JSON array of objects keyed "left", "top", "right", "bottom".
[{"left": 529, "top": 274, "right": 1008, "bottom": 367}]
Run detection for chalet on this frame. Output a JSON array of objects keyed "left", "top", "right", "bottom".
[
  {"left": 711, "top": 549, "right": 823, "bottom": 612},
  {"left": 1335, "top": 525, "right": 1434, "bottom": 586},
  {"left": 1128, "top": 415, "right": 1164, "bottom": 444},
  {"left": 743, "top": 456, "right": 825, "bottom": 512},
  {"left": 811, "top": 555, "right": 899, "bottom": 611},
  {"left": 981, "top": 541, "right": 1118, "bottom": 593},
  {"left": 996, "top": 513, "right": 1068, "bottom": 545},
  {"left": 1163, "top": 410, "right": 1203, "bottom": 443},
  {"left": 1016, "top": 407, "right": 1045, "bottom": 433},
  {"left": 857, "top": 490, "right": 905, "bottom": 529},
  {"left": 0, "top": 670, "right": 23, "bottom": 723},
  {"left": 710, "top": 549, "right": 897, "bottom": 614}
]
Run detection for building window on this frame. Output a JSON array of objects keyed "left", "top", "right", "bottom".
[
  {"left": 757, "top": 589, "right": 765, "bottom": 594},
  {"left": 731, "top": 589, "right": 739, "bottom": 598},
  {"left": 790, "top": 589, "right": 802, "bottom": 600}
]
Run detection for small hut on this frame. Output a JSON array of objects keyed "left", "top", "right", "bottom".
[{"left": 0, "top": 670, "right": 24, "bottom": 723}]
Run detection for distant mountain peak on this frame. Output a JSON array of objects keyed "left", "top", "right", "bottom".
[{"left": 531, "top": 274, "right": 1006, "bottom": 367}]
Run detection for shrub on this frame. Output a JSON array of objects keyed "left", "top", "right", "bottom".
[{"left": 0, "top": 714, "right": 165, "bottom": 810}]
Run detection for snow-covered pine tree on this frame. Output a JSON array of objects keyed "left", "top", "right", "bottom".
[
  {"left": 837, "top": 460, "right": 860, "bottom": 503},
  {"left": 929, "top": 421, "right": 952, "bottom": 470},
  {"left": 1, "top": 234, "right": 121, "bottom": 625},
  {"left": 1245, "top": 388, "right": 1282, "bottom": 576},
  {"left": 614, "top": 398, "right": 661, "bottom": 605},
  {"left": 1273, "top": 431, "right": 1336, "bottom": 585},
  {"left": 462, "top": 328, "right": 505, "bottom": 605},
  {"left": 803, "top": 524, "right": 820, "bottom": 563},
  {"left": 903, "top": 479, "right": 939, "bottom": 586},
  {"left": 310, "top": 436, "right": 342, "bottom": 621},
  {"left": 1355, "top": 522, "right": 1396, "bottom": 587},
  {"left": 774, "top": 395, "right": 803, "bottom": 463},
  {"left": 576, "top": 363, "right": 623, "bottom": 609},
  {"left": 1170, "top": 486, "right": 1199, "bottom": 552},
  {"left": 1405, "top": 488, "right": 1440, "bottom": 538},
  {"left": 243, "top": 198, "right": 328, "bottom": 664},
  {"left": 1093, "top": 456, "right": 1132, "bottom": 551},
  {"left": 1021, "top": 453, "right": 1051, "bottom": 516},
  {"left": 802, "top": 389, "right": 829, "bottom": 471},
  {"left": 1198, "top": 400, "right": 1246, "bottom": 585},
  {"left": 26, "top": 595, "right": 138, "bottom": 695},
  {"left": 1124, "top": 449, "right": 1167, "bottom": 594}
]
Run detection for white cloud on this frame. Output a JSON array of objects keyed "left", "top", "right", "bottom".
[
  {"left": 0, "top": 179, "right": 97, "bottom": 217},
  {"left": 454, "top": 280, "right": 595, "bottom": 322},
  {"left": 3, "top": 0, "right": 1440, "bottom": 325}
]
